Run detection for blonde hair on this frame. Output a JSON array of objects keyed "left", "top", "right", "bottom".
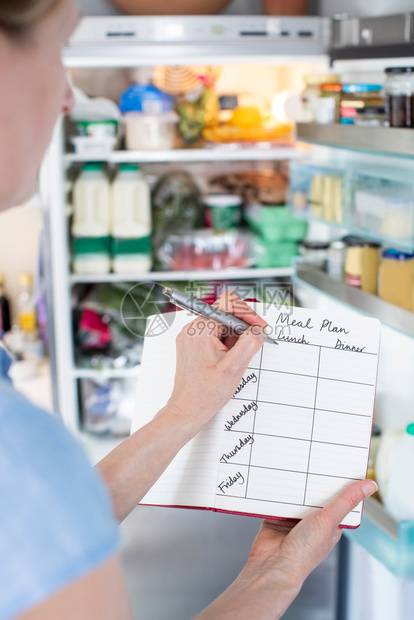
[{"left": 0, "top": 0, "right": 60, "bottom": 37}]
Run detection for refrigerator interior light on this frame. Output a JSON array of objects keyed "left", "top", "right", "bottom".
[{"left": 271, "top": 90, "right": 301, "bottom": 124}]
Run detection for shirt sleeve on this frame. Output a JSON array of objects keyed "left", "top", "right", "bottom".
[{"left": 0, "top": 380, "right": 120, "bottom": 620}]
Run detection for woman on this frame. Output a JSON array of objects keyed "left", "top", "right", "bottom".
[{"left": 0, "top": 1, "right": 377, "bottom": 619}]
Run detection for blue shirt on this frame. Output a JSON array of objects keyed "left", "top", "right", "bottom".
[{"left": 0, "top": 348, "right": 120, "bottom": 619}]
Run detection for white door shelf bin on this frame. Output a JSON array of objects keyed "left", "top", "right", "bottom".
[
  {"left": 344, "top": 496, "right": 414, "bottom": 579},
  {"left": 289, "top": 160, "right": 414, "bottom": 251}
]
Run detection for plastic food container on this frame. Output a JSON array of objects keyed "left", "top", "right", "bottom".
[
  {"left": 158, "top": 229, "right": 255, "bottom": 271},
  {"left": 203, "top": 194, "right": 243, "bottom": 231},
  {"left": 119, "top": 83, "right": 178, "bottom": 150},
  {"left": 123, "top": 111, "right": 178, "bottom": 150},
  {"left": 301, "top": 73, "right": 340, "bottom": 123},
  {"left": 244, "top": 203, "right": 308, "bottom": 242},
  {"left": 71, "top": 136, "right": 117, "bottom": 156},
  {"left": 74, "top": 119, "right": 118, "bottom": 138}
]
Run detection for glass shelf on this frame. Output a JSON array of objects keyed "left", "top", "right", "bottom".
[
  {"left": 296, "top": 123, "right": 414, "bottom": 160},
  {"left": 293, "top": 262, "right": 414, "bottom": 338},
  {"left": 72, "top": 367, "right": 140, "bottom": 380},
  {"left": 69, "top": 267, "right": 293, "bottom": 284},
  {"left": 289, "top": 159, "right": 414, "bottom": 252},
  {"left": 63, "top": 147, "right": 302, "bottom": 165},
  {"left": 344, "top": 496, "right": 414, "bottom": 578}
]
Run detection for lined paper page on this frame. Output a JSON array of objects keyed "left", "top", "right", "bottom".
[
  {"left": 214, "top": 303, "right": 380, "bottom": 527},
  {"left": 132, "top": 303, "right": 380, "bottom": 527},
  {"left": 131, "top": 310, "right": 220, "bottom": 508}
]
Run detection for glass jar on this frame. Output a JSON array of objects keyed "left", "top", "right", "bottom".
[
  {"left": 378, "top": 248, "right": 414, "bottom": 310},
  {"left": 317, "top": 83, "right": 342, "bottom": 124},
  {"left": 301, "top": 73, "right": 340, "bottom": 123},
  {"left": 344, "top": 236, "right": 381, "bottom": 295},
  {"left": 299, "top": 241, "right": 330, "bottom": 270},
  {"left": 327, "top": 240, "right": 345, "bottom": 281},
  {"left": 354, "top": 106, "right": 386, "bottom": 126},
  {"left": 340, "top": 84, "right": 384, "bottom": 125},
  {"left": 384, "top": 67, "right": 414, "bottom": 128}
]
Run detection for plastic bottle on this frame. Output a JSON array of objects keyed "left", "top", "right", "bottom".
[
  {"left": 72, "top": 163, "right": 111, "bottom": 274},
  {"left": 110, "top": 164, "right": 152, "bottom": 274},
  {"left": 384, "top": 423, "right": 414, "bottom": 520},
  {"left": 16, "top": 272, "right": 36, "bottom": 334},
  {"left": 0, "top": 274, "right": 11, "bottom": 335}
]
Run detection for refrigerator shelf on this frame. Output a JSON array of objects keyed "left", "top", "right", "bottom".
[
  {"left": 69, "top": 267, "right": 294, "bottom": 284},
  {"left": 73, "top": 367, "right": 140, "bottom": 380},
  {"left": 296, "top": 123, "right": 414, "bottom": 160},
  {"left": 344, "top": 496, "right": 414, "bottom": 578},
  {"left": 63, "top": 147, "right": 302, "bottom": 165},
  {"left": 293, "top": 262, "right": 414, "bottom": 338}
]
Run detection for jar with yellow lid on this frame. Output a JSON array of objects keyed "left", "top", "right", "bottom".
[
  {"left": 317, "top": 83, "right": 342, "bottom": 123},
  {"left": 379, "top": 248, "right": 414, "bottom": 310},
  {"left": 344, "top": 236, "right": 381, "bottom": 295}
]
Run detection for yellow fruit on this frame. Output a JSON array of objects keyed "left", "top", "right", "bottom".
[{"left": 229, "top": 106, "right": 263, "bottom": 128}]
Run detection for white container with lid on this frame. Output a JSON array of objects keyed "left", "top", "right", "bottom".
[
  {"left": 301, "top": 73, "right": 340, "bottom": 123},
  {"left": 110, "top": 164, "right": 152, "bottom": 274},
  {"left": 384, "top": 423, "right": 414, "bottom": 520},
  {"left": 124, "top": 111, "right": 178, "bottom": 151},
  {"left": 72, "top": 163, "right": 111, "bottom": 274}
]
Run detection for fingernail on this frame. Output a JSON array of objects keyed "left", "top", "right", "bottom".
[{"left": 362, "top": 480, "right": 378, "bottom": 497}]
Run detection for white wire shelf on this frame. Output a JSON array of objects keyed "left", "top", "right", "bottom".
[
  {"left": 63, "top": 147, "right": 303, "bottom": 165},
  {"left": 69, "top": 267, "right": 293, "bottom": 284}
]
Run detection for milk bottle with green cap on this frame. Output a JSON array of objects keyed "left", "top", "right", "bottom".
[
  {"left": 384, "top": 423, "right": 414, "bottom": 520},
  {"left": 110, "top": 164, "right": 152, "bottom": 274},
  {"left": 72, "top": 163, "right": 111, "bottom": 274}
]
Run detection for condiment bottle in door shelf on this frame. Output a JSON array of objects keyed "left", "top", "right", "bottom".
[
  {"left": 16, "top": 272, "right": 36, "bottom": 334},
  {"left": 0, "top": 274, "right": 11, "bottom": 336},
  {"left": 72, "top": 163, "right": 111, "bottom": 275},
  {"left": 110, "top": 164, "right": 152, "bottom": 274},
  {"left": 384, "top": 423, "right": 414, "bottom": 521}
]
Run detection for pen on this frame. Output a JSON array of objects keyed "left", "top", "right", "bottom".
[{"left": 162, "top": 287, "right": 277, "bottom": 345}]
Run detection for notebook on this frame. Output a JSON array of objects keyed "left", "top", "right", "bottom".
[{"left": 131, "top": 302, "right": 381, "bottom": 528}]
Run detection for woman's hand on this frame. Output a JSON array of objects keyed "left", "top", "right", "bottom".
[
  {"left": 195, "top": 479, "right": 378, "bottom": 620},
  {"left": 245, "top": 479, "right": 377, "bottom": 586},
  {"left": 167, "top": 290, "right": 267, "bottom": 429},
  {"left": 98, "top": 290, "right": 267, "bottom": 521}
]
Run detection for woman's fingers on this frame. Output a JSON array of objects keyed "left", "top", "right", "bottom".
[
  {"left": 213, "top": 290, "right": 268, "bottom": 327},
  {"left": 221, "top": 326, "right": 267, "bottom": 374},
  {"left": 183, "top": 316, "right": 227, "bottom": 343},
  {"left": 317, "top": 479, "right": 378, "bottom": 529},
  {"left": 288, "top": 479, "right": 377, "bottom": 568}
]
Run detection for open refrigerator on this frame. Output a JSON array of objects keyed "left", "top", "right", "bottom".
[{"left": 39, "top": 13, "right": 414, "bottom": 620}]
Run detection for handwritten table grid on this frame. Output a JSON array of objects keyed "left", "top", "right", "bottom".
[
  {"left": 215, "top": 336, "right": 376, "bottom": 512},
  {"left": 134, "top": 304, "right": 380, "bottom": 527}
]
